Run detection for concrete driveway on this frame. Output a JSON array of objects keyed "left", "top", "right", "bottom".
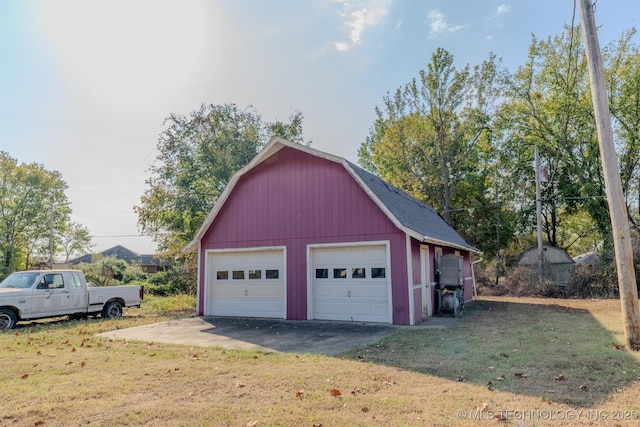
[{"left": 99, "top": 316, "right": 454, "bottom": 356}]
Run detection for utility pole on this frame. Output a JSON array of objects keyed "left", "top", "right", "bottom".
[
  {"left": 535, "top": 146, "right": 544, "bottom": 279},
  {"left": 578, "top": 0, "right": 640, "bottom": 350}
]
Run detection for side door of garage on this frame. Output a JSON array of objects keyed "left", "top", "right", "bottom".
[{"left": 206, "top": 248, "right": 286, "bottom": 319}]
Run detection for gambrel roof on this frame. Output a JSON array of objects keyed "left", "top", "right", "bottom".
[
  {"left": 347, "top": 162, "right": 479, "bottom": 252},
  {"left": 186, "top": 137, "right": 480, "bottom": 253}
]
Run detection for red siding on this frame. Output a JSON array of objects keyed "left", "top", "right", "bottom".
[
  {"left": 410, "top": 238, "right": 423, "bottom": 324},
  {"left": 199, "top": 148, "right": 410, "bottom": 323}
]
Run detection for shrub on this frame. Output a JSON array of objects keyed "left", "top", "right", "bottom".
[
  {"left": 77, "top": 255, "right": 147, "bottom": 286},
  {"left": 503, "top": 266, "right": 562, "bottom": 297},
  {"left": 564, "top": 263, "right": 619, "bottom": 298},
  {"left": 148, "top": 266, "right": 196, "bottom": 295}
]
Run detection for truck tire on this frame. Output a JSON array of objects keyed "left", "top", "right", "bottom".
[
  {"left": 0, "top": 308, "right": 17, "bottom": 330},
  {"left": 102, "top": 301, "right": 123, "bottom": 319}
]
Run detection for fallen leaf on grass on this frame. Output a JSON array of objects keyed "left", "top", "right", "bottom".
[
  {"left": 330, "top": 388, "right": 341, "bottom": 397},
  {"left": 486, "top": 381, "right": 494, "bottom": 391},
  {"left": 246, "top": 421, "right": 258, "bottom": 427},
  {"left": 81, "top": 361, "right": 86, "bottom": 367},
  {"left": 34, "top": 420, "right": 45, "bottom": 426},
  {"left": 500, "top": 352, "right": 509, "bottom": 358},
  {"left": 71, "top": 347, "right": 76, "bottom": 353},
  {"left": 495, "top": 375, "right": 505, "bottom": 380},
  {"left": 514, "top": 372, "right": 528, "bottom": 378},
  {"left": 236, "top": 383, "right": 246, "bottom": 388},
  {"left": 555, "top": 374, "right": 565, "bottom": 381},
  {"left": 579, "top": 384, "right": 588, "bottom": 391},
  {"left": 361, "top": 407, "right": 370, "bottom": 413},
  {"left": 610, "top": 343, "right": 623, "bottom": 350},
  {"left": 351, "top": 387, "right": 364, "bottom": 395},
  {"left": 296, "top": 390, "right": 304, "bottom": 398},
  {"left": 14, "top": 332, "right": 21, "bottom": 336},
  {"left": 494, "top": 413, "right": 507, "bottom": 421},
  {"left": 21, "top": 373, "right": 29, "bottom": 379}
]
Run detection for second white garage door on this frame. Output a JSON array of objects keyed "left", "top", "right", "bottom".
[
  {"left": 310, "top": 243, "right": 390, "bottom": 323},
  {"left": 206, "top": 248, "right": 285, "bottom": 318}
]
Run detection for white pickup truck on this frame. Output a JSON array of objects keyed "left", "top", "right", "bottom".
[{"left": 0, "top": 269, "right": 143, "bottom": 329}]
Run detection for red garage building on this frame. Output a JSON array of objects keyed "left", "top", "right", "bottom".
[{"left": 186, "top": 137, "right": 479, "bottom": 325}]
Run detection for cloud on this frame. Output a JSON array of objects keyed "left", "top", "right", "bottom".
[
  {"left": 427, "top": 9, "right": 466, "bottom": 36},
  {"left": 496, "top": 4, "right": 512, "bottom": 15},
  {"left": 333, "top": 0, "right": 392, "bottom": 52}
]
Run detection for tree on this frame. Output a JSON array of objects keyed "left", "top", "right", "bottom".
[
  {"left": 498, "top": 26, "right": 640, "bottom": 253},
  {"left": 135, "top": 103, "right": 308, "bottom": 256},
  {"left": 358, "top": 48, "right": 508, "bottom": 254},
  {"left": 59, "top": 221, "right": 94, "bottom": 263},
  {"left": 604, "top": 28, "right": 640, "bottom": 231},
  {"left": 497, "top": 26, "right": 600, "bottom": 249},
  {"left": 0, "top": 152, "right": 70, "bottom": 273}
]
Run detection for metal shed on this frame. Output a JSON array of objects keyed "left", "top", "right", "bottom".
[{"left": 517, "top": 246, "right": 575, "bottom": 284}]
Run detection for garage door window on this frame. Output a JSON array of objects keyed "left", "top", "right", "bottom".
[
  {"left": 315, "top": 269, "right": 328, "bottom": 279},
  {"left": 217, "top": 271, "right": 229, "bottom": 280},
  {"left": 233, "top": 270, "right": 245, "bottom": 280},
  {"left": 249, "top": 270, "right": 262, "bottom": 279},
  {"left": 333, "top": 268, "right": 347, "bottom": 279},
  {"left": 266, "top": 269, "right": 279, "bottom": 279},
  {"left": 371, "top": 267, "right": 386, "bottom": 278},
  {"left": 352, "top": 268, "right": 366, "bottom": 278}
]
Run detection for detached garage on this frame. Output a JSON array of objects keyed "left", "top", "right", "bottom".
[{"left": 186, "top": 137, "right": 479, "bottom": 325}]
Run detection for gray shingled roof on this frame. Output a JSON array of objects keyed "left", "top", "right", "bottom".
[{"left": 348, "top": 162, "right": 479, "bottom": 253}]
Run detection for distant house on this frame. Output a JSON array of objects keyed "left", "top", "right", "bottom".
[
  {"left": 69, "top": 245, "right": 170, "bottom": 274},
  {"left": 185, "top": 137, "right": 480, "bottom": 325}
]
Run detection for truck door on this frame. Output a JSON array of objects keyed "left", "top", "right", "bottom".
[
  {"left": 31, "top": 273, "right": 71, "bottom": 317},
  {"left": 68, "top": 272, "right": 89, "bottom": 313}
]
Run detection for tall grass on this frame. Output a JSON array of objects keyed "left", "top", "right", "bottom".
[{"left": 140, "top": 293, "right": 196, "bottom": 313}]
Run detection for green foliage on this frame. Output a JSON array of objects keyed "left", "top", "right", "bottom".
[
  {"left": 497, "top": 25, "right": 640, "bottom": 255},
  {"left": 604, "top": 28, "right": 640, "bottom": 231},
  {"left": 135, "top": 104, "right": 308, "bottom": 257},
  {"left": 359, "top": 48, "right": 510, "bottom": 254},
  {"left": 0, "top": 152, "right": 70, "bottom": 273},
  {"left": 142, "top": 293, "right": 196, "bottom": 312},
  {"left": 147, "top": 267, "right": 196, "bottom": 296},
  {"left": 77, "top": 255, "right": 147, "bottom": 286},
  {"left": 60, "top": 221, "right": 94, "bottom": 263}
]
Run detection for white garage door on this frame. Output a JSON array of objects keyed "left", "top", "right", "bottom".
[
  {"left": 206, "top": 248, "right": 285, "bottom": 318},
  {"left": 311, "top": 244, "right": 390, "bottom": 323}
]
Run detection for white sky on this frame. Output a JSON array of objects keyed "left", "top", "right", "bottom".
[{"left": 1, "top": 0, "right": 638, "bottom": 254}]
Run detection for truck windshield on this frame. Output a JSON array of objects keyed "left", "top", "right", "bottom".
[{"left": 0, "top": 272, "right": 41, "bottom": 289}]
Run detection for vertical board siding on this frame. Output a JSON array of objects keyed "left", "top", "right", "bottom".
[
  {"left": 200, "top": 148, "right": 410, "bottom": 323},
  {"left": 197, "top": 147, "right": 474, "bottom": 324},
  {"left": 411, "top": 239, "right": 423, "bottom": 324}
]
